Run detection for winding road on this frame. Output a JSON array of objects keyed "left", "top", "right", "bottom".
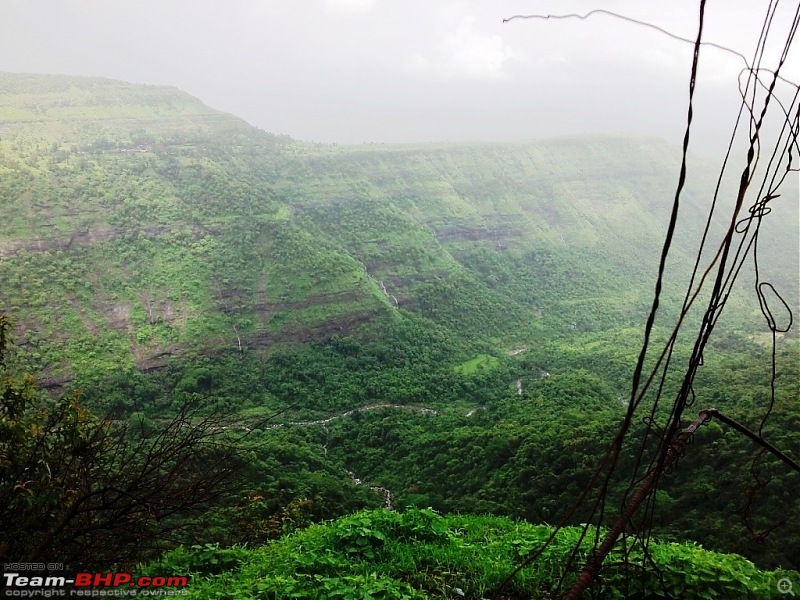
[
  {"left": 260, "top": 403, "right": 440, "bottom": 509},
  {"left": 261, "top": 403, "right": 439, "bottom": 430}
]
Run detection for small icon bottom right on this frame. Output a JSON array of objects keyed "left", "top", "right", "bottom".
[{"left": 777, "top": 577, "right": 795, "bottom": 597}]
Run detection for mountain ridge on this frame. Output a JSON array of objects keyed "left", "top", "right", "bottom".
[{"left": 1, "top": 73, "right": 796, "bottom": 385}]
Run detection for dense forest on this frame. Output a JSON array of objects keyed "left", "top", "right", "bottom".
[{"left": 1, "top": 73, "right": 798, "bottom": 598}]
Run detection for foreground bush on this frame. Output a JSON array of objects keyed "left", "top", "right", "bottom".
[{"left": 145, "top": 508, "right": 797, "bottom": 599}]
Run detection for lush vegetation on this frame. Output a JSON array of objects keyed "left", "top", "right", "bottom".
[
  {"left": 1, "top": 72, "right": 798, "bottom": 593},
  {"left": 0, "top": 313, "right": 247, "bottom": 567},
  {"left": 3, "top": 75, "right": 795, "bottom": 385},
  {"left": 146, "top": 508, "right": 797, "bottom": 599}
]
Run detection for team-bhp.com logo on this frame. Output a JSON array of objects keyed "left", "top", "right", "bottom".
[{"left": 3, "top": 571, "right": 188, "bottom": 597}]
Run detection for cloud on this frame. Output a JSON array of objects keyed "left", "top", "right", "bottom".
[
  {"left": 406, "top": 15, "right": 516, "bottom": 82},
  {"left": 325, "top": 0, "right": 374, "bottom": 13}
]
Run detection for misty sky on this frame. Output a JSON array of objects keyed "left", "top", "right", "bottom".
[{"left": 1, "top": 1, "right": 798, "bottom": 155}]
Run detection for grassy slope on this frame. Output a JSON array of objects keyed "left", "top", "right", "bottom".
[
  {"left": 2, "top": 73, "right": 796, "bottom": 385},
  {"left": 0, "top": 74, "right": 388, "bottom": 379}
]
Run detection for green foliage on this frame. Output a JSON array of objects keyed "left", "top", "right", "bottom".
[
  {"left": 151, "top": 509, "right": 796, "bottom": 599},
  {"left": 0, "top": 315, "right": 249, "bottom": 568},
  {"left": 0, "top": 315, "right": 102, "bottom": 561},
  {"left": 323, "top": 352, "right": 800, "bottom": 569},
  {"left": 3, "top": 73, "right": 795, "bottom": 383},
  {"left": 2, "top": 73, "right": 799, "bottom": 583},
  {"left": 143, "top": 543, "right": 250, "bottom": 577}
]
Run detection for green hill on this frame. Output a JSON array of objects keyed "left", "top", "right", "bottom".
[
  {"left": 1, "top": 73, "right": 798, "bottom": 574},
  {"left": 2, "top": 73, "right": 796, "bottom": 386}
]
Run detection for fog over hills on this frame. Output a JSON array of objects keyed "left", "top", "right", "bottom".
[
  {"left": 2, "top": 73, "right": 796, "bottom": 386},
  {"left": 2, "top": 1, "right": 799, "bottom": 155}
]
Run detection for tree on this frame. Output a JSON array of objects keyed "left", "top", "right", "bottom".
[{"left": 0, "top": 314, "right": 246, "bottom": 568}]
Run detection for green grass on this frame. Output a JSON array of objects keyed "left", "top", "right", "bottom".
[{"left": 454, "top": 354, "right": 500, "bottom": 375}]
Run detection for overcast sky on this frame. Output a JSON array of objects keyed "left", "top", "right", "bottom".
[{"left": 1, "top": 1, "right": 797, "bottom": 155}]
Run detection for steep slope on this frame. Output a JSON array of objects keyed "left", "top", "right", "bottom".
[
  {"left": 0, "top": 73, "right": 796, "bottom": 386},
  {"left": 0, "top": 74, "right": 389, "bottom": 380}
]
